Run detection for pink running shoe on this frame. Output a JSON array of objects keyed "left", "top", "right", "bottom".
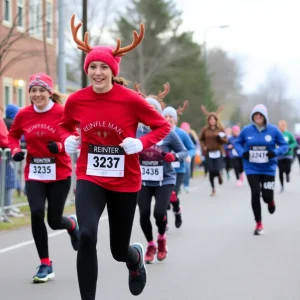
[
  {"left": 145, "top": 245, "right": 156, "bottom": 264},
  {"left": 157, "top": 239, "right": 168, "bottom": 261},
  {"left": 240, "top": 173, "right": 244, "bottom": 182},
  {"left": 236, "top": 180, "right": 242, "bottom": 187}
]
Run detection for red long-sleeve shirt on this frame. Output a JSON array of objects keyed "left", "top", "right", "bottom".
[
  {"left": 0, "top": 118, "right": 8, "bottom": 148},
  {"left": 8, "top": 103, "right": 72, "bottom": 182},
  {"left": 59, "top": 84, "right": 171, "bottom": 192}
]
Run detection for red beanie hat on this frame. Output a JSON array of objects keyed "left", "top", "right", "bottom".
[
  {"left": 180, "top": 122, "right": 191, "bottom": 131},
  {"left": 71, "top": 15, "right": 145, "bottom": 77},
  {"left": 84, "top": 46, "right": 121, "bottom": 76},
  {"left": 28, "top": 72, "right": 53, "bottom": 95}
]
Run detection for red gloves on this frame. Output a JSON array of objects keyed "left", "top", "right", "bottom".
[{"left": 163, "top": 152, "right": 176, "bottom": 163}]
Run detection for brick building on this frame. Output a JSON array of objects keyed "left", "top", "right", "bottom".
[{"left": 0, "top": 0, "right": 56, "bottom": 113}]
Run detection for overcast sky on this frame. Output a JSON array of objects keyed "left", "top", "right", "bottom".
[
  {"left": 69, "top": 0, "right": 299, "bottom": 101},
  {"left": 175, "top": 0, "right": 300, "bottom": 99}
]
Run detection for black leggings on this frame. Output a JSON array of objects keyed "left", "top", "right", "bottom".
[
  {"left": 138, "top": 184, "right": 173, "bottom": 241},
  {"left": 278, "top": 159, "right": 292, "bottom": 187},
  {"left": 247, "top": 174, "right": 275, "bottom": 222},
  {"left": 25, "top": 177, "right": 72, "bottom": 259},
  {"left": 170, "top": 173, "right": 184, "bottom": 213},
  {"left": 75, "top": 180, "right": 139, "bottom": 300},
  {"left": 231, "top": 157, "right": 244, "bottom": 180},
  {"left": 190, "top": 156, "right": 195, "bottom": 178}
]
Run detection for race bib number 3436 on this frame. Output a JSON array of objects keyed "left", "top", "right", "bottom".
[
  {"left": 29, "top": 158, "right": 56, "bottom": 180},
  {"left": 87, "top": 145, "right": 125, "bottom": 177},
  {"left": 140, "top": 161, "right": 163, "bottom": 181}
]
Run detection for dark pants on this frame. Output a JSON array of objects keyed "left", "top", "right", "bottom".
[
  {"left": 26, "top": 177, "right": 72, "bottom": 259},
  {"left": 247, "top": 174, "right": 275, "bottom": 222},
  {"left": 138, "top": 184, "right": 173, "bottom": 241},
  {"left": 75, "top": 180, "right": 139, "bottom": 300}
]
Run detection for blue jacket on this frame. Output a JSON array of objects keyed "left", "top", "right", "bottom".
[
  {"left": 234, "top": 124, "right": 288, "bottom": 176},
  {"left": 227, "top": 136, "right": 241, "bottom": 159},
  {"left": 173, "top": 127, "right": 196, "bottom": 173},
  {"left": 137, "top": 125, "right": 188, "bottom": 186}
]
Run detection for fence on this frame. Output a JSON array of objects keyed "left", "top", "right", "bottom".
[{"left": 0, "top": 148, "right": 78, "bottom": 223}]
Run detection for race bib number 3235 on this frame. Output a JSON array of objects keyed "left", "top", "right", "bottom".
[
  {"left": 87, "top": 145, "right": 125, "bottom": 177},
  {"left": 29, "top": 158, "right": 56, "bottom": 180}
]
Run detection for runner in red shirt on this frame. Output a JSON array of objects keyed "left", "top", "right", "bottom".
[
  {"left": 0, "top": 118, "right": 8, "bottom": 148},
  {"left": 58, "top": 16, "right": 171, "bottom": 299},
  {"left": 8, "top": 73, "right": 79, "bottom": 283}
]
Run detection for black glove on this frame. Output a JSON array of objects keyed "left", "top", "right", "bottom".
[
  {"left": 13, "top": 151, "right": 25, "bottom": 162},
  {"left": 242, "top": 151, "right": 249, "bottom": 160},
  {"left": 266, "top": 150, "right": 276, "bottom": 158},
  {"left": 47, "top": 141, "right": 59, "bottom": 154}
]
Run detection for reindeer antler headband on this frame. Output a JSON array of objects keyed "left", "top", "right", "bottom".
[
  {"left": 177, "top": 100, "right": 189, "bottom": 115},
  {"left": 133, "top": 83, "right": 146, "bottom": 98},
  {"left": 71, "top": 15, "right": 145, "bottom": 75},
  {"left": 134, "top": 82, "right": 170, "bottom": 110},
  {"left": 155, "top": 82, "right": 170, "bottom": 109},
  {"left": 200, "top": 105, "right": 224, "bottom": 117}
]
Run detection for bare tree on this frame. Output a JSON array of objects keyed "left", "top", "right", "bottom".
[
  {"left": 0, "top": 2, "right": 50, "bottom": 75},
  {"left": 206, "top": 49, "right": 244, "bottom": 118},
  {"left": 63, "top": 0, "right": 119, "bottom": 83},
  {"left": 240, "top": 67, "right": 299, "bottom": 127}
]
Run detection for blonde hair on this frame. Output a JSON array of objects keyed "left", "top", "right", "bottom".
[
  {"left": 50, "top": 91, "right": 64, "bottom": 104},
  {"left": 112, "top": 77, "right": 129, "bottom": 86}
]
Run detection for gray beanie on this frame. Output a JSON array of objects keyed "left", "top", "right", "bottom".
[
  {"left": 162, "top": 106, "right": 177, "bottom": 122},
  {"left": 146, "top": 97, "right": 162, "bottom": 114},
  {"left": 250, "top": 104, "right": 269, "bottom": 124}
]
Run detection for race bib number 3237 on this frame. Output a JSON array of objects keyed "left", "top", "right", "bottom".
[
  {"left": 87, "top": 145, "right": 125, "bottom": 177},
  {"left": 29, "top": 158, "right": 56, "bottom": 180}
]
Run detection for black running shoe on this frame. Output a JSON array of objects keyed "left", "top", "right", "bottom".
[
  {"left": 268, "top": 201, "right": 276, "bottom": 214},
  {"left": 68, "top": 215, "right": 80, "bottom": 251},
  {"left": 127, "top": 243, "right": 147, "bottom": 296}
]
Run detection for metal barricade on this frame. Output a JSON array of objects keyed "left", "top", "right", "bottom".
[{"left": 0, "top": 148, "right": 79, "bottom": 223}]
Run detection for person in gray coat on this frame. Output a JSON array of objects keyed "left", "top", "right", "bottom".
[{"left": 136, "top": 95, "right": 187, "bottom": 264}]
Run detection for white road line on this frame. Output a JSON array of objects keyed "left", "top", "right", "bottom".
[
  {"left": 0, "top": 216, "right": 108, "bottom": 255},
  {"left": 0, "top": 184, "right": 200, "bottom": 255}
]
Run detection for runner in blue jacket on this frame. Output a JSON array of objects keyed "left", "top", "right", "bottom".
[
  {"left": 162, "top": 105, "right": 195, "bottom": 228},
  {"left": 234, "top": 104, "right": 288, "bottom": 235}
]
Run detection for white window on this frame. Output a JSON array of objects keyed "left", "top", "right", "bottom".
[
  {"left": 46, "top": 0, "right": 53, "bottom": 42},
  {"left": 29, "top": 0, "right": 42, "bottom": 37},
  {"left": 2, "top": 77, "right": 13, "bottom": 112},
  {"left": 3, "top": 0, "right": 12, "bottom": 27},
  {"left": 17, "top": 0, "right": 25, "bottom": 31},
  {"left": 17, "top": 86, "right": 25, "bottom": 108}
]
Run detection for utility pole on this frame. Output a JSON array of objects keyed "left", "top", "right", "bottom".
[
  {"left": 81, "top": 0, "right": 88, "bottom": 88},
  {"left": 58, "top": 0, "right": 66, "bottom": 93}
]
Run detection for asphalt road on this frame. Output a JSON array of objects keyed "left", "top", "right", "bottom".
[{"left": 1, "top": 166, "right": 300, "bottom": 300}]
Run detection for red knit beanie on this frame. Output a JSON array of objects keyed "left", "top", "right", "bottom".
[
  {"left": 71, "top": 15, "right": 145, "bottom": 78},
  {"left": 28, "top": 72, "right": 53, "bottom": 95},
  {"left": 84, "top": 46, "right": 121, "bottom": 76}
]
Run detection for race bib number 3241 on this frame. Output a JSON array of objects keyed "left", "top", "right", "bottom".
[
  {"left": 87, "top": 145, "right": 125, "bottom": 177},
  {"left": 29, "top": 158, "right": 56, "bottom": 180},
  {"left": 249, "top": 146, "right": 268, "bottom": 163}
]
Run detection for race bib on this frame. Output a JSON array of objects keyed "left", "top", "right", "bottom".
[
  {"left": 232, "top": 148, "right": 238, "bottom": 156},
  {"left": 29, "top": 158, "right": 56, "bottom": 180},
  {"left": 208, "top": 150, "right": 221, "bottom": 159},
  {"left": 249, "top": 146, "right": 268, "bottom": 163},
  {"left": 171, "top": 161, "right": 180, "bottom": 168},
  {"left": 140, "top": 161, "right": 163, "bottom": 181},
  {"left": 87, "top": 145, "right": 125, "bottom": 177}
]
